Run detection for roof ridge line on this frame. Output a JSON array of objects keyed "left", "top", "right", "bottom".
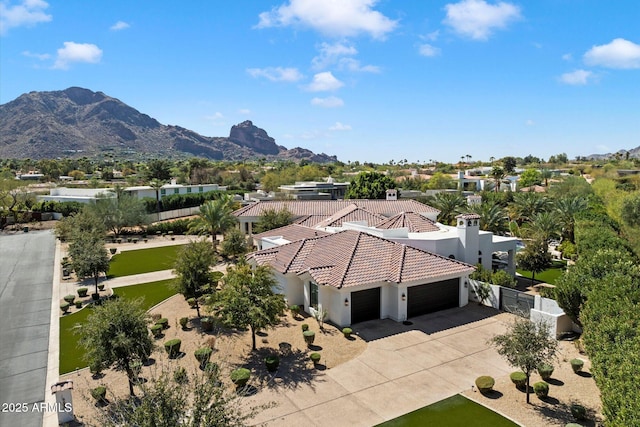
[
  {"left": 396, "top": 243, "right": 407, "bottom": 283},
  {"left": 338, "top": 231, "right": 362, "bottom": 289}
]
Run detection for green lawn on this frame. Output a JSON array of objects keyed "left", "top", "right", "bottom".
[
  {"left": 376, "top": 394, "right": 518, "bottom": 427},
  {"left": 517, "top": 260, "right": 567, "bottom": 285},
  {"left": 59, "top": 279, "right": 177, "bottom": 374},
  {"left": 108, "top": 245, "right": 183, "bottom": 278}
]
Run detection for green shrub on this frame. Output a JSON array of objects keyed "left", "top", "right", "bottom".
[
  {"left": 164, "top": 339, "right": 182, "bottom": 358},
  {"left": 491, "top": 270, "right": 516, "bottom": 288},
  {"left": 342, "top": 327, "right": 352, "bottom": 338},
  {"left": 194, "top": 347, "right": 213, "bottom": 366},
  {"left": 77, "top": 287, "right": 88, "bottom": 297},
  {"left": 265, "top": 355, "right": 279, "bottom": 372},
  {"left": 204, "top": 362, "right": 219, "bottom": 377},
  {"left": 89, "top": 360, "right": 103, "bottom": 376},
  {"left": 156, "top": 318, "right": 169, "bottom": 329},
  {"left": 146, "top": 218, "right": 193, "bottom": 235},
  {"left": 150, "top": 324, "right": 163, "bottom": 338},
  {"left": 98, "top": 284, "right": 105, "bottom": 291},
  {"left": 179, "top": 317, "right": 189, "bottom": 329},
  {"left": 91, "top": 293, "right": 100, "bottom": 301},
  {"left": 187, "top": 297, "right": 197, "bottom": 308},
  {"left": 151, "top": 313, "right": 162, "bottom": 322},
  {"left": 290, "top": 304, "right": 300, "bottom": 317},
  {"left": 558, "top": 241, "right": 576, "bottom": 259},
  {"left": 109, "top": 248, "right": 117, "bottom": 255},
  {"left": 91, "top": 386, "right": 106, "bottom": 402},
  {"left": 201, "top": 316, "right": 214, "bottom": 331},
  {"left": 75, "top": 301, "right": 82, "bottom": 309},
  {"left": 475, "top": 376, "right": 495, "bottom": 394},
  {"left": 303, "top": 330, "right": 315, "bottom": 346},
  {"left": 533, "top": 381, "right": 549, "bottom": 398},
  {"left": 301, "top": 323, "right": 309, "bottom": 332},
  {"left": 230, "top": 368, "right": 251, "bottom": 387},
  {"left": 63, "top": 294, "right": 76, "bottom": 304},
  {"left": 310, "top": 352, "right": 321, "bottom": 364},
  {"left": 509, "top": 371, "right": 527, "bottom": 389},
  {"left": 60, "top": 303, "right": 70, "bottom": 313},
  {"left": 470, "top": 264, "right": 492, "bottom": 282},
  {"left": 570, "top": 358, "right": 584, "bottom": 373},
  {"left": 570, "top": 404, "right": 586, "bottom": 421},
  {"left": 174, "top": 367, "right": 188, "bottom": 384},
  {"left": 537, "top": 363, "right": 554, "bottom": 381}
]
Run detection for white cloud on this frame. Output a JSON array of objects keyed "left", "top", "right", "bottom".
[
  {"left": 562, "top": 53, "right": 572, "bottom": 61},
  {"left": 443, "top": 0, "right": 521, "bottom": 41},
  {"left": 559, "top": 69, "right": 594, "bottom": 85},
  {"left": 525, "top": 119, "right": 534, "bottom": 126},
  {"left": 0, "top": 0, "right": 52, "bottom": 35},
  {"left": 22, "top": 50, "right": 50, "bottom": 60},
  {"left": 583, "top": 38, "right": 640, "bottom": 69},
  {"left": 307, "top": 71, "right": 344, "bottom": 91},
  {"left": 311, "top": 96, "right": 344, "bottom": 108},
  {"left": 246, "top": 67, "right": 303, "bottom": 82},
  {"left": 256, "top": 0, "right": 397, "bottom": 39},
  {"left": 238, "top": 108, "right": 251, "bottom": 115},
  {"left": 339, "top": 57, "right": 380, "bottom": 72},
  {"left": 110, "top": 21, "right": 130, "bottom": 31},
  {"left": 205, "top": 112, "right": 225, "bottom": 125},
  {"left": 329, "top": 121, "right": 352, "bottom": 130},
  {"left": 418, "top": 43, "right": 441, "bottom": 57},
  {"left": 311, "top": 41, "right": 379, "bottom": 72},
  {"left": 53, "top": 42, "right": 102, "bottom": 69}
]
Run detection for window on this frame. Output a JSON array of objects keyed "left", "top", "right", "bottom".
[
  {"left": 174, "top": 188, "right": 179, "bottom": 194},
  {"left": 198, "top": 186, "right": 203, "bottom": 193},
  {"left": 186, "top": 187, "right": 192, "bottom": 193},
  {"left": 160, "top": 189, "right": 166, "bottom": 196},
  {"left": 310, "top": 282, "right": 318, "bottom": 309}
]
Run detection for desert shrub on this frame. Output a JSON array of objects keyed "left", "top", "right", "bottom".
[
  {"left": 310, "top": 353, "right": 321, "bottom": 364},
  {"left": 91, "top": 386, "right": 107, "bottom": 402},
  {"left": 150, "top": 324, "right": 163, "bottom": 338},
  {"left": 75, "top": 301, "right": 82, "bottom": 309},
  {"left": 164, "top": 339, "right": 182, "bottom": 358},
  {"left": 470, "top": 264, "right": 492, "bottom": 283},
  {"left": 290, "top": 304, "right": 300, "bottom": 317},
  {"left": 200, "top": 316, "right": 214, "bottom": 331},
  {"left": 301, "top": 323, "right": 309, "bottom": 332},
  {"left": 89, "top": 360, "right": 103, "bottom": 377},
  {"left": 173, "top": 366, "right": 188, "bottom": 384},
  {"left": 146, "top": 218, "right": 193, "bottom": 235},
  {"left": 98, "top": 284, "right": 105, "bottom": 291},
  {"left": 151, "top": 312, "right": 161, "bottom": 323},
  {"left": 342, "top": 327, "right": 352, "bottom": 338},
  {"left": 109, "top": 247, "right": 117, "bottom": 255},
  {"left": 570, "top": 404, "right": 587, "bottom": 421},
  {"left": 91, "top": 293, "right": 100, "bottom": 301},
  {"left": 303, "top": 330, "right": 315, "bottom": 346},
  {"left": 475, "top": 376, "right": 495, "bottom": 394},
  {"left": 63, "top": 294, "right": 76, "bottom": 304},
  {"left": 156, "top": 318, "right": 169, "bottom": 329},
  {"left": 491, "top": 270, "right": 516, "bottom": 288},
  {"left": 570, "top": 358, "right": 584, "bottom": 373},
  {"left": 179, "top": 317, "right": 189, "bottom": 329},
  {"left": 509, "top": 371, "right": 527, "bottom": 389},
  {"left": 533, "top": 381, "right": 549, "bottom": 398},
  {"left": 559, "top": 240, "right": 577, "bottom": 259},
  {"left": 537, "top": 363, "right": 554, "bottom": 380},
  {"left": 187, "top": 297, "right": 196, "bottom": 308},
  {"left": 194, "top": 347, "right": 213, "bottom": 366},
  {"left": 265, "top": 355, "right": 279, "bottom": 372},
  {"left": 60, "top": 303, "right": 70, "bottom": 313},
  {"left": 204, "top": 362, "right": 219, "bottom": 378},
  {"left": 230, "top": 368, "right": 251, "bottom": 387},
  {"left": 77, "top": 287, "right": 88, "bottom": 297}
]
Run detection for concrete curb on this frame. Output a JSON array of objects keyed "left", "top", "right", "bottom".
[{"left": 43, "top": 237, "right": 61, "bottom": 427}]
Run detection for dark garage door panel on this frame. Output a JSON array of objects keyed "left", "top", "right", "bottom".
[
  {"left": 351, "top": 287, "right": 381, "bottom": 324},
  {"left": 407, "top": 279, "right": 459, "bottom": 318}
]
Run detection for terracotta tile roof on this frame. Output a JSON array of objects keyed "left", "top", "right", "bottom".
[
  {"left": 375, "top": 211, "right": 440, "bottom": 233},
  {"left": 248, "top": 230, "right": 474, "bottom": 289},
  {"left": 252, "top": 224, "right": 330, "bottom": 242},
  {"left": 233, "top": 199, "right": 439, "bottom": 219},
  {"left": 314, "top": 204, "right": 387, "bottom": 228}
]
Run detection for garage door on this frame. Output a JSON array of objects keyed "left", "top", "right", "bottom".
[
  {"left": 351, "top": 287, "right": 381, "bottom": 324},
  {"left": 407, "top": 278, "right": 459, "bottom": 318}
]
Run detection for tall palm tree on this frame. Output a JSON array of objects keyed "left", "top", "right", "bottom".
[
  {"left": 540, "top": 169, "right": 553, "bottom": 187},
  {"left": 491, "top": 166, "right": 505, "bottom": 193},
  {"left": 465, "top": 201, "right": 509, "bottom": 235},
  {"left": 523, "top": 212, "right": 560, "bottom": 246},
  {"left": 509, "top": 192, "right": 551, "bottom": 225},
  {"left": 188, "top": 194, "right": 237, "bottom": 249},
  {"left": 429, "top": 192, "right": 466, "bottom": 225},
  {"left": 554, "top": 196, "right": 587, "bottom": 243},
  {"left": 149, "top": 179, "right": 164, "bottom": 219}
]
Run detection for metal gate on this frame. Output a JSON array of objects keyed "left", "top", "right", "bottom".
[{"left": 500, "top": 287, "right": 535, "bottom": 317}]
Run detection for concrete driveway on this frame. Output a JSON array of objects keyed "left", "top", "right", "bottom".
[
  {"left": 0, "top": 231, "right": 55, "bottom": 427},
  {"left": 247, "top": 304, "right": 514, "bottom": 426}
]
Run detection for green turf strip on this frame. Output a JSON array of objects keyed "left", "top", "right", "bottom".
[
  {"left": 376, "top": 394, "right": 518, "bottom": 427},
  {"left": 59, "top": 279, "right": 177, "bottom": 374},
  {"left": 517, "top": 260, "right": 567, "bottom": 285},
  {"left": 107, "top": 245, "right": 182, "bottom": 277}
]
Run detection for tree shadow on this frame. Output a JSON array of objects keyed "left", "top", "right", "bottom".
[
  {"left": 539, "top": 395, "right": 559, "bottom": 405},
  {"left": 239, "top": 347, "right": 320, "bottom": 392},
  {"left": 532, "top": 400, "right": 600, "bottom": 426},
  {"left": 236, "top": 384, "right": 259, "bottom": 396}
]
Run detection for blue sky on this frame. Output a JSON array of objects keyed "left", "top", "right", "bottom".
[{"left": 1, "top": 0, "right": 639, "bottom": 163}]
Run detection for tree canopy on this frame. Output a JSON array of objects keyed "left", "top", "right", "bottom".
[
  {"left": 188, "top": 195, "right": 237, "bottom": 247},
  {"left": 173, "top": 240, "right": 217, "bottom": 317},
  {"left": 253, "top": 207, "right": 293, "bottom": 234},
  {"left": 68, "top": 233, "right": 110, "bottom": 295},
  {"left": 345, "top": 171, "right": 396, "bottom": 199}
]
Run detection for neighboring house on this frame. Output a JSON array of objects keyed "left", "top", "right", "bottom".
[
  {"left": 124, "top": 179, "right": 227, "bottom": 200},
  {"left": 37, "top": 187, "right": 116, "bottom": 204},
  {"left": 278, "top": 178, "right": 349, "bottom": 200},
  {"left": 248, "top": 229, "right": 475, "bottom": 327}
]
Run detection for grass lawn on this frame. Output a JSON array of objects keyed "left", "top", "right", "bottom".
[
  {"left": 517, "top": 260, "right": 567, "bottom": 285},
  {"left": 59, "top": 279, "right": 177, "bottom": 374},
  {"left": 376, "top": 394, "right": 518, "bottom": 427},
  {"left": 108, "top": 245, "right": 182, "bottom": 278}
]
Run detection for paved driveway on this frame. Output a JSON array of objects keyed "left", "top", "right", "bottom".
[
  {"left": 0, "top": 231, "right": 55, "bottom": 427},
  {"left": 247, "top": 304, "right": 514, "bottom": 426}
]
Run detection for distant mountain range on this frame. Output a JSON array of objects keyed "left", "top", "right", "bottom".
[
  {"left": 586, "top": 146, "right": 640, "bottom": 160},
  {"left": 0, "top": 87, "right": 337, "bottom": 162}
]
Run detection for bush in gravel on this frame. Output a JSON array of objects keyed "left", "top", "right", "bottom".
[
  {"left": 151, "top": 313, "right": 162, "bottom": 322},
  {"left": 475, "top": 376, "right": 495, "bottom": 394},
  {"left": 194, "top": 347, "right": 213, "bottom": 367},
  {"left": 77, "top": 287, "right": 88, "bottom": 297},
  {"left": 164, "top": 339, "right": 182, "bottom": 358},
  {"left": 91, "top": 386, "right": 107, "bottom": 402},
  {"left": 301, "top": 323, "right": 309, "bottom": 332},
  {"left": 174, "top": 366, "right": 188, "bottom": 384},
  {"left": 75, "top": 301, "right": 82, "bottom": 309},
  {"left": 150, "top": 324, "right": 163, "bottom": 338},
  {"left": 537, "top": 363, "right": 554, "bottom": 381},
  {"left": 109, "top": 248, "right": 117, "bottom": 255},
  {"left": 303, "top": 330, "right": 315, "bottom": 346},
  {"left": 98, "top": 283, "right": 105, "bottom": 291},
  {"left": 204, "top": 362, "right": 219, "bottom": 377},
  {"left": 570, "top": 403, "right": 587, "bottom": 420},
  {"left": 60, "top": 303, "right": 70, "bottom": 313},
  {"left": 342, "top": 327, "right": 352, "bottom": 338},
  {"left": 310, "top": 353, "right": 321, "bottom": 364},
  {"left": 290, "top": 305, "right": 300, "bottom": 317},
  {"left": 265, "top": 355, "right": 279, "bottom": 372},
  {"left": 63, "top": 294, "right": 76, "bottom": 304},
  {"left": 230, "top": 368, "right": 250, "bottom": 387},
  {"left": 156, "top": 318, "right": 169, "bottom": 329},
  {"left": 179, "top": 317, "right": 189, "bottom": 329},
  {"left": 570, "top": 358, "right": 584, "bottom": 373},
  {"left": 533, "top": 381, "right": 549, "bottom": 398},
  {"left": 187, "top": 297, "right": 197, "bottom": 308},
  {"left": 510, "top": 371, "right": 527, "bottom": 389}
]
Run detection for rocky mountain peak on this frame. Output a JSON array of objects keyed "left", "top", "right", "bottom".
[{"left": 228, "top": 120, "right": 281, "bottom": 155}]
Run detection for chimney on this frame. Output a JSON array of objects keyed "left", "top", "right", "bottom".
[{"left": 386, "top": 189, "right": 398, "bottom": 201}]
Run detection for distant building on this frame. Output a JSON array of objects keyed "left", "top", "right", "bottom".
[
  {"left": 278, "top": 178, "right": 349, "bottom": 200},
  {"left": 124, "top": 179, "right": 227, "bottom": 200},
  {"left": 37, "top": 187, "right": 116, "bottom": 204}
]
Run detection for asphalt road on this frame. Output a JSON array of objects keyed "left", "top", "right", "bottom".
[{"left": 0, "top": 230, "right": 55, "bottom": 427}]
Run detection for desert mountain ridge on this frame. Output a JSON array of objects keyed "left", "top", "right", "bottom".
[{"left": 0, "top": 87, "right": 337, "bottom": 162}]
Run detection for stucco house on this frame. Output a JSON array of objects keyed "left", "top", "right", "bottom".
[{"left": 248, "top": 229, "right": 475, "bottom": 327}]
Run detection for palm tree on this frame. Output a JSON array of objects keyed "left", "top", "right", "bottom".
[
  {"left": 149, "top": 179, "right": 164, "bottom": 219},
  {"left": 429, "top": 192, "right": 466, "bottom": 225},
  {"left": 554, "top": 196, "right": 587, "bottom": 243},
  {"left": 509, "top": 192, "right": 551, "bottom": 225},
  {"left": 540, "top": 169, "right": 553, "bottom": 187},
  {"left": 465, "top": 201, "right": 509, "bottom": 235},
  {"left": 188, "top": 194, "right": 237, "bottom": 249},
  {"left": 491, "top": 166, "right": 505, "bottom": 193},
  {"left": 523, "top": 212, "right": 560, "bottom": 247}
]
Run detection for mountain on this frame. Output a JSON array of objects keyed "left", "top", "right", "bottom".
[
  {"left": 586, "top": 146, "right": 640, "bottom": 160},
  {"left": 0, "top": 87, "right": 337, "bottom": 162}
]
